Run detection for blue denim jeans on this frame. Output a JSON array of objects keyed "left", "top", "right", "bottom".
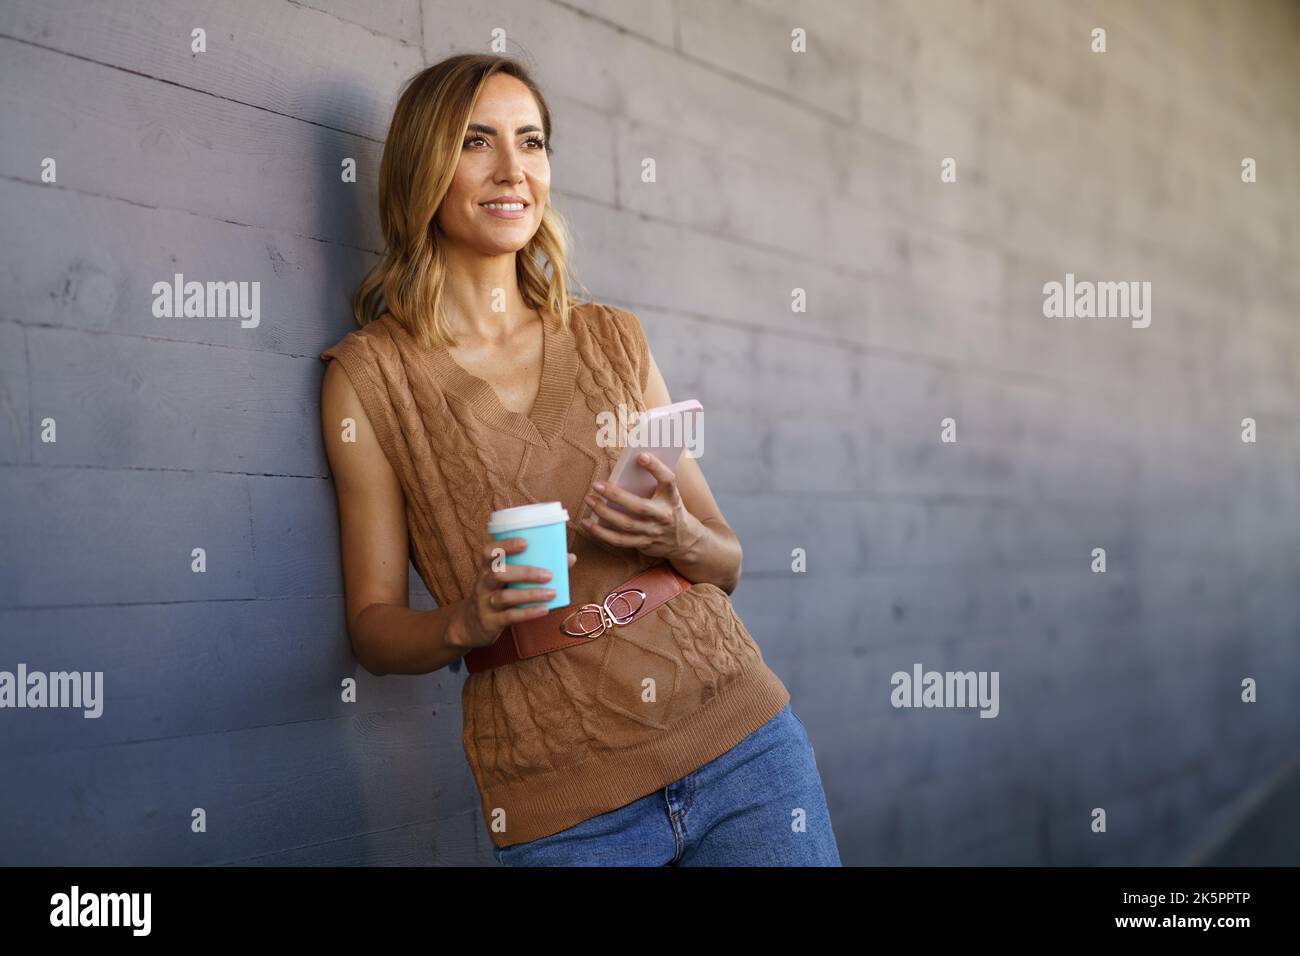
[{"left": 491, "top": 702, "right": 842, "bottom": 866}]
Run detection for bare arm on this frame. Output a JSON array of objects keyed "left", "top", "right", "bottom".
[
  {"left": 641, "top": 350, "right": 745, "bottom": 595},
  {"left": 320, "top": 359, "right": 468, "bottom": 675},
  {"left": 322, "top": 359, "right": 574, "bottom": 675}
]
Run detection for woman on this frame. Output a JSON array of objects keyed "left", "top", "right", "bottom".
[{"left": 319, "top": 53, "right": 840, "bottom": 866}]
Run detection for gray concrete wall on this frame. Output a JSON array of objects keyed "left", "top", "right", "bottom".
[{"left": 1, "top": 0, "right": 1297, "bottom": 865}]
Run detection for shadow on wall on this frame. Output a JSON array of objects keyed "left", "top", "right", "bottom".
[{"left": 311, "top": 81, "right": 382, "bottom": 853}]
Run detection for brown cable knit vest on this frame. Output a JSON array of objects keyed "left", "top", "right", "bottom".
[{"left": 319, "top": 299, "right": 790, "bottom": 848}]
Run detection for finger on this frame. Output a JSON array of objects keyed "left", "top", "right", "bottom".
[
  {"left": 635, "top": 451, "right": 677, "bottom": 486},
  {"left": 591, "top": 478, "right": 655, "bottom": 518},
  {"left": 490, "top": 585, "right": 557, "bottom": 610},
  {"left": 568, "top": 552, "right": 577, "bottom": 567},
  {"left": 480, "top": 539, "right": 552, "bottom": 583},
  {"left": 584, "top": 491, "right": 651, "bottom": 534},
  {"left": 507, "top": 603, "right": 553, "bottom": 621},
  {"left": 483, "top": 535, "right": 525, "bottom": 557},
  {"left": 582, "top": 518, "right": 650, "bottom": 550},
  {"left": 493, "top": 563, "right": 554, "bottom": 585},
  {"left": 489, "top": 588, "right": 556, "bottom": 623},
  {"left": 486, "top": 597, "right": 552, "bottom": 624},
  {"left": 486, "top": 590, "right": 551, "bottom": 629},
  {"left": 482, "top": 536, "right": 526, "bottom": 565}
]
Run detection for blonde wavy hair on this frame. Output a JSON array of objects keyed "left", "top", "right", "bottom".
[{"left": 352, "top": 53, "right": 590, "bottom": 350}]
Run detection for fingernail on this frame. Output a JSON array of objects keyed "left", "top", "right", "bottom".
[
  {"left": 593, "top": 480, "right": 605, "bottom": 491},
  {"left": 638, "top": 453, "right": 649, "bottom": 463}
]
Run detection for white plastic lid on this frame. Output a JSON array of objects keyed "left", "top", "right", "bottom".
[{"left": 487, "top": 501, "right": 570, "bottom": 535}]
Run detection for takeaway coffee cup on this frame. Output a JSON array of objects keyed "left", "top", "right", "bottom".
[{"left": 487, "top": 501, "right": 570, "bottom": 610}]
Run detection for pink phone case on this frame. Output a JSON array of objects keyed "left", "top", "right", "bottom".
[{"left": 587, "top": 399, "right": 703, "bottom": 527}]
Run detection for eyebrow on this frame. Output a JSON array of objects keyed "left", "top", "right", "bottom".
[{"left": 466, "top": 123, "right": 544, "bottom": 136}]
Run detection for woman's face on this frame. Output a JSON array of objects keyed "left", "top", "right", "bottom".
[{"left": 437, "top": 73, "right": 550, "bottom": 256}]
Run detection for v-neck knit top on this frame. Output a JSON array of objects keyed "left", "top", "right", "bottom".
[{"left": 319, "top": 299, "right": 790, "bottom": 848}]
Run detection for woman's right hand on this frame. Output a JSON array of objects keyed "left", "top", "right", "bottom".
[{"left": 454, "top": 536, "right": 578, "bottom": 650}]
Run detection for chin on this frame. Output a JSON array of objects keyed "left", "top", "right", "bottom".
[{"left": 480, "top": 237, "right": 531, "bottom": 255}]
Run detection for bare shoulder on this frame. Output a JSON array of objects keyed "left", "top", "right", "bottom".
[
  {"left": 320, "top": 352, "right": 361, "bottom": 417},
  {"left": 319, "top": 315, "right": 400, "bottom": 404}
]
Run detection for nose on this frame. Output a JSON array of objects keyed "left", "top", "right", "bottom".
[{"left": 494, "top": 142, "right": 526, "bottom": 183}]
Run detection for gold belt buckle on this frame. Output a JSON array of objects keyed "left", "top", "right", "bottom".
[{"left": 560, "top": 586, "right": 647, "bottom": 639}]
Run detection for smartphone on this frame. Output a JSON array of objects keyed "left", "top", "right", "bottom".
[{"left": 587, "top": 399, "right": 703, "bottom": 526}]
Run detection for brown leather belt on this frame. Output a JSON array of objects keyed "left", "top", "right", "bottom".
[{"left": 464, "top": 561, "right": 693, "bottom": 674}]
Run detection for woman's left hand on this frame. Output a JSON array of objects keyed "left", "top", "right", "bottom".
[{"left": 581, "top": 452, "right": 703, "bottom": 561}]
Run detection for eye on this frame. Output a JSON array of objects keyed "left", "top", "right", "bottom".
[
  {"left": 525, "top": 135, "right": 545, "bottom": 149},
  {"left": 463, "top": 134, "right": 487, "bottom": 148}
]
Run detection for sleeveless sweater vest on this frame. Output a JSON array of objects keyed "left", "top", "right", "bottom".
[{"left": 320, "top": 300, "right": 789, "bottom": 847}]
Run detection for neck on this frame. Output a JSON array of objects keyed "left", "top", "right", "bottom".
[{"left": 440, "top": 248, "right": 535, "bottom": 344}]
